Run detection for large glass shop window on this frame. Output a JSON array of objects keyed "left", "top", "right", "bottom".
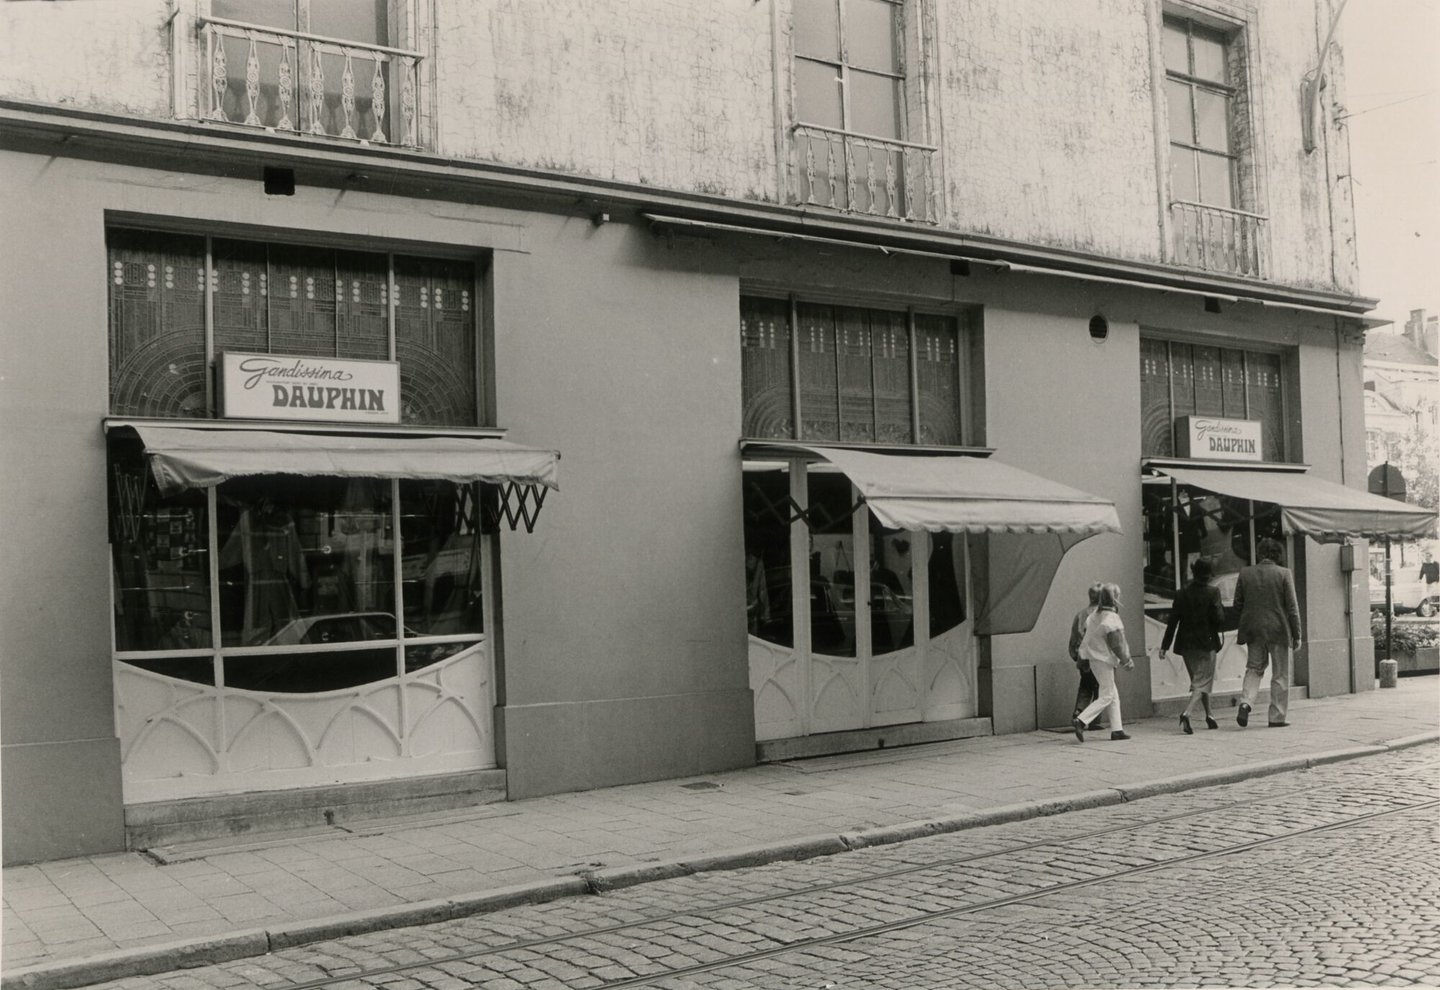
[
  {"left": 109, "top": 439, "right": 482, "bottom": 692},
  {"left": 108, "top": 229, "right": 478, "bottom": 425},
  {"left": 742, "top": 462, "right": 967, "bottom": 655},
  {"left": 741, "top": 297, "right": 963, "bottom": 445},
  {"left": 1140, "top": 338, "right": 1285, "bottom": 461},
  {"left": 1141, "top": 480, "right": 1284, "bottom": 617}
]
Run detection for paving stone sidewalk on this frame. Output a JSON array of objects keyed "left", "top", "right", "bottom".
[{"left": 4, "top": 678, "right": 1437, "bottom": 989}]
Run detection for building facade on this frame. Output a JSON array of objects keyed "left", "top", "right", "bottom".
[{"left": 3, "top": 0, "right": 1433, "bottom": 865}]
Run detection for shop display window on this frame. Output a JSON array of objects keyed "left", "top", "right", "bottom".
[
  {"left": 110, "top": 437, "right": 483, "bottom": 691},
  {"left": 742, "top": 460, "right": 966, "bottom": 656},
  {"left": 1142, "top": 479, "right": 1285, "bottom": 621},
  {"left": 1140, "top": 337, "right": 1286, "bottom": 461}
]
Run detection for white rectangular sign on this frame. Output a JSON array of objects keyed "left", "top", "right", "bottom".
[
  {"left": 1178, "top": 415, "right": 1264, "bottom": 461},
  {"left": 220, "top": 353, "right": 401, "bottom": 424}
]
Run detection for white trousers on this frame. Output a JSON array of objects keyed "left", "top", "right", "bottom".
[{"left": 1077, "top": 661, "right": 1123, "bottom": 732}]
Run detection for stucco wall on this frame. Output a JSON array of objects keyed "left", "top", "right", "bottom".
[{"left": 0, "top": 0, "right": 1358, "bottom": 297}]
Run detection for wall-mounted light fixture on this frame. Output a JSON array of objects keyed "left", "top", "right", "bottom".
[{"left": 1089, "top": 315, "right": 1109, "bottom": 341}]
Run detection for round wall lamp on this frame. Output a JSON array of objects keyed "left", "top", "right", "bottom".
[{"left": 1089, "top": 314, "right": 1109, "bottom": 341}]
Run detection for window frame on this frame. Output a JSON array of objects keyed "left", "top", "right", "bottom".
[
  {"left": 740, "top": 291, "right": 973, "bottom": 448},
  {"left": 1140, "top": 333, "right": 1291, "bottom": 462},
  {"left": 1163, "top": 14, "right": 1239, "bottom": 210},
  {"left": 793, "top": 0, "right": 908, "bottom": 142},
  {"left": 106, "top": 218, "right": 487, "bottom": 427}
]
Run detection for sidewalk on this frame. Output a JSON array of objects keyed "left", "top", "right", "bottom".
[{"left": 5, "top": 678, "right": 1437, "bottom": 990}]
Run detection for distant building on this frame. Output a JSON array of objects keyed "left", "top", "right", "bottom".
[{"left": 1364, "top": 309, "right": 1440, "bottom": 466}]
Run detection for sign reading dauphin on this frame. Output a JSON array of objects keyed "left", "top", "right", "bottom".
[
  {"left": 1176, "top": 415, "right": 1263, "bottom": 462},
  {"left": 220, "top": 353, "right": 401, "bottom": 424}
]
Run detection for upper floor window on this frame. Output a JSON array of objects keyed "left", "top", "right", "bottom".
[
  {"left": 790, "top": 0, "right": 937, "bottom": 222},
  {"left": 1140, "top": 336, "right": 1287, "bottom": 461},
  {"left": 1161, "top": 14, "right": 1267, "bottom": 278},
  {"left": 741, "top": 296, "right": 965, "bottom": 445},
  {"left": 200, "top": 0, "right": 424, "bottom": 147},
  {"left": 108, "top": 227, "right": 478, "bottom": 425}
]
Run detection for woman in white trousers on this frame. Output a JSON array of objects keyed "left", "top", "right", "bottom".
[{"left": 1072, "top": 583, "right": 1135, "bottom": 742}]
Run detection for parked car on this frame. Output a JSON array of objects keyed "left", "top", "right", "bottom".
[{"left": 1369, "top": 576, "right": 1439, "bottom": 617}]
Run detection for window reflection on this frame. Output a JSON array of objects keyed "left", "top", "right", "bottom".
[
  {"left": 217, "top": 476, "right": 395, "bottom": 647},
  {"left": 809, "top": 472, "right": 857, "bottom": 657},
  {"left": 870, "top": 526, "right": 913, "bottom": 653},
  {"left": 743, "top": 465, "right": 794, "bottom": 647},
  {"left": 109, "top": 439, "right": 212, "bottom": 652},
  {"left": 928, "top": 532, "right": 967, "bottom": 637},
  {"left": 401, "top": 481, "right": 484, "bottom": 637}
]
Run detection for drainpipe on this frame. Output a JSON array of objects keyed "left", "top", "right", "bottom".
[{"left": 1335, "top": 322, "right": 1357, "bottom": 693}]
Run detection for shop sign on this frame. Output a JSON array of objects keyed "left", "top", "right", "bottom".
[
  {"left": 1176, "top": 416, "right": 1263, "bottom": 461},
  {"left": 220, "top": 352, "right": 401, "bottom": 424}
]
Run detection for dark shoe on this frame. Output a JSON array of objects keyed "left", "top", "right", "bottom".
[
  {"left": 1268, "top": 721, "right": 1290, "bottom": 728},
  {"left": 1205, "top": 716, "right": 1219, "bottom": 730},
  {"left": 1110, "top": 731, "right": 1131, "bottom": 741},
  {"left": 1237, "top": 703, "right": 1251, "bottom": 728},
  {"left": 1180, "top": 714, "right": 1193, "bottom": 735},
  {"left": 1072, "top": 717, "right": 1086, "bottom": 742}
]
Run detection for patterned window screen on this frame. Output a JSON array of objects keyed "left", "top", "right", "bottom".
[
  {"left": 1139, "top": 337, "right": 1287, "bottom": 461},
  {"left": 798, "top": 303, "right": 841, "bottom": 442},
  {"left": 740, "top": 297, "right": 794, "bottom": 438},
  {"left": 108, "top": 229, "right": 209, "bottom": 418},
  {"left": 741, "top": 296, "right": 962, "bottom": 446},
  {"left": 395, "top": 256, "right": 478, "bottom": 426},
  {"left": 109, "top": 230, "right": 479, "bottom": 426},
  {"left": 915, "top": 313, "right": 960, "bottom": 445}
]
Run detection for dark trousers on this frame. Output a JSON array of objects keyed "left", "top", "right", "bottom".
[{"left": 1073, "top": 665, "right": 1102, "bottom": 728}]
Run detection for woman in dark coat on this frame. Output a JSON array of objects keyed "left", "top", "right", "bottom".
[{"left": 1161, "top": 557, "right": 1226, "bottom": 734}]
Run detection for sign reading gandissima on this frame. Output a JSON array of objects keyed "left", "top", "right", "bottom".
[
  {"left": 221, "top": 353, "right": 401, "bottom": 424},
  {"left": 1176, "top": 415, "right": 1263, "bottom": 462}
]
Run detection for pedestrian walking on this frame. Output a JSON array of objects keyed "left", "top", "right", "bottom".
[
  {"left": 1071, "top": 583, "right": 1135, "bottom": 742},
  {"left": 1233, "top": 537, "right": 1302, "bottom": 728},
  {"left": 1160, "top": 557, "right": 1225, "bottom": 734},
  {"left": 1068, "top": 582, "right": 1104, "bottom": 730}
]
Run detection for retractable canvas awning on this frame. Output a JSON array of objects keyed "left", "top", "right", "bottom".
[
  {"left": 1150, "top": 464, "right": 1436, "bottom": 543},
  {"left": 795, "top": 445, "right": 1122, "bottom": 536},
  {"left": 758, "top": 444, "right": 1122, "bottom": 635},
  {"left": 131, "top": 426, "right": 559, "bottom": 495}
]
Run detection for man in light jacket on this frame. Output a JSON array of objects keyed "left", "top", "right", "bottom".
[{"left": 1233, "top": 537, "right": 1302, "bottom": 728}]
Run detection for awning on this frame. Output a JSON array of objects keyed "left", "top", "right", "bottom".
[
  {"left": 1150, "top": 464, "right": 1436, "bottom": 543},
  {"left": 131, "top": 425, "right": 559, "bottom": 497},
  {"left": 793, "top": 445, "right": 1122, "bottom": 536},
  {"left": 759, "top": 444, "right": 1122, "bottom": 635}
]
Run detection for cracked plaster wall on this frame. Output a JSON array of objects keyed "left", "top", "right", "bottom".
[{"left": 0, "top": 0, "right": 1357, "bottom": 294}]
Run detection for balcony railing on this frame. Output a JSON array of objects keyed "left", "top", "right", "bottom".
[
  {"left": 1170, "top": 200, "right": 1269, "bottom": 279},
  {"left": 792, "top": 124, "right": 938, "bottom": 224},
  {"left": 199, "top": 16, "right": 423, "bottom": 148}
]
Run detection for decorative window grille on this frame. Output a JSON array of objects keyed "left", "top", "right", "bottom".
[
  {"left": 1140, "top": 337, "right": 1287, "bottom": 460},
  {"left": 741, "top": 296, "right": 964, "bottom": 446},
  {"left": 107, "top": 228, "right": 478, "bottom": 426}
]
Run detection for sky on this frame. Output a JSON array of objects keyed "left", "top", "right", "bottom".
[{"left": 1340, "top": 0, "right": 1440, "bottom": 330}]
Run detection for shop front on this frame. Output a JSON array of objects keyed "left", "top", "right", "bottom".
[
  {"left": 737, "top": 295, "right": 1122, "bottom": 751},
  {"left": 104, "top": 225, "right": 558, "bottom": 812}
]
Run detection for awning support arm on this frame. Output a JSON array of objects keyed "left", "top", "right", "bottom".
[
  {"left": 744, "top": 479, "right": 865, "bottom": 531},
  {"left": 484, "top": 482, "right": 549, "bottom": 533}
]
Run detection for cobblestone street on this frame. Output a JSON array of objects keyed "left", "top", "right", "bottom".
[{"left": 76, "top": 743, "right": 1440, "bottom": 989}]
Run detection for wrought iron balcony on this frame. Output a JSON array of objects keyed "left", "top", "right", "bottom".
[
  {"left": 792, "top": 124, "right": 938, "bottom": 223},
  {"left": 199, "top": 16, "right": 423, "bottom": 148},
  {"left": 1169, "top": 200, "right": 1269, "bottom": 279}
]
